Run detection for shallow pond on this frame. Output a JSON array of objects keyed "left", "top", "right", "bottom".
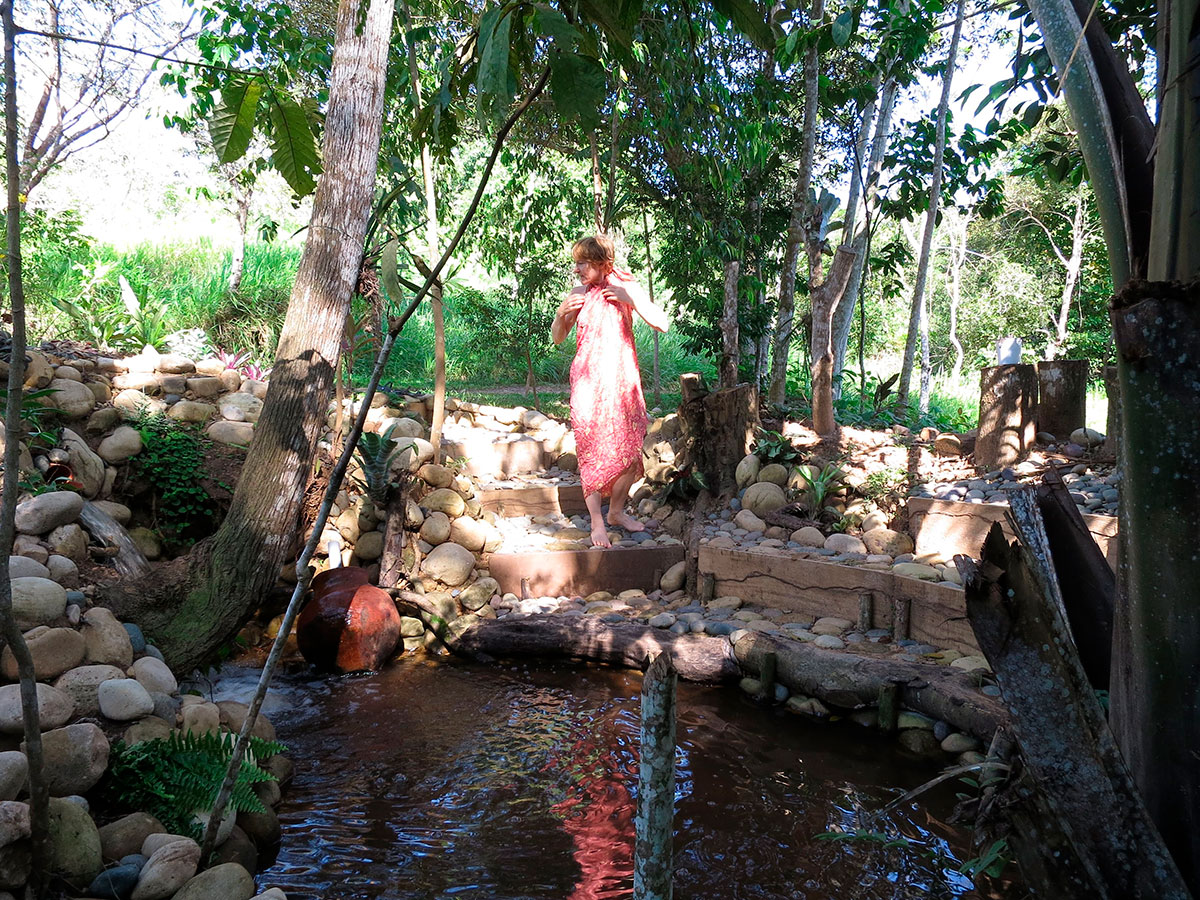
[{"left": 212, "top": 658, "right": 1012, "bottom": 900}]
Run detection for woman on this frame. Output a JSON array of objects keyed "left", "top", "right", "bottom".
[{"left": 551, "top": 235, "right": 669, "bottom": 549}]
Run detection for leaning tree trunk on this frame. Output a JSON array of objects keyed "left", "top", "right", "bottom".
[
  {"left": 101, "top": 0, "right": 395, "bottom": 672},
  {"left": 896, "top": 0, "right": 964, "bottom": 411},
  {"left": 1109, "top": 279, "right": 1200, "bottom": 892},
  {"left": 809, "top": 246, "right": 857, "bottom": 436},
  {"left": 719, "top": 260, "right": 740, "bottom": 389}
]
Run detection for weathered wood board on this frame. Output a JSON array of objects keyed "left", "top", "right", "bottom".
[
  {"left": 478, "top": 484, "right": 588, "bottom": 518},
  {"left": 906, "top": 498, "right": 1117, "bottom": 570},
  {"left": 489, "top": 545, "right": 686, "bottom": 598},
  {"left": 697, "top": 545, "right": 977, "bottom": 654}
]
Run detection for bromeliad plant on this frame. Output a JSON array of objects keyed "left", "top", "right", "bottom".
[
  {"left": 98, "top": 730, "right": 287, "bottom": 841},
  {"left": 791, "top": 461, "right": 848, "bottom": 520},
  {"left": 351, "top": 423, "right": 412, "bottom": 504}
]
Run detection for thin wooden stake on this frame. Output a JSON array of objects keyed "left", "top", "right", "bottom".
[
  {"left": 698, "top": 573, "right": 715, "bottom": 604},
  {"left": 892, "top": 596, "right": 910, "bottom": 641},
  {"left": 756, "top": 651, "right": 777, "bottom": 702},
  {"left": 858, "top": 591, "right": 874, "bottom": 632},
  {"left": 877, "top": 682, "right": 899, "bottom": 733},
  {"left": 635, "top": 652, "right": 676, "bottom": 900}
]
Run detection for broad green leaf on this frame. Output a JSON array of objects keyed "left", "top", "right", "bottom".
[
  {"left": 209, "top": 77, "right": 262, "bottom": 164},
  {"left": 267, "top": 92, "right": 321, "bottom": 197},
  {"left": 549, "top": 52, "right": 606, "bottom": 133},
  {"left": 476, "top": 6, "right": 513, "bottom": 101},
  {"left": 574, "top": 0, "right": 639, "bottom": 50},
  {"left": 712, "top": 0, "right": 774, "bottom": 49},
  {"left": 831, "top": 10, "right": 854, "bottom": 46},
  {"left": 531, "top": 4, "right": 579, "bottom": 50},
  {"left": 380, "top": 238, "right": 404, "bottom": 307}
]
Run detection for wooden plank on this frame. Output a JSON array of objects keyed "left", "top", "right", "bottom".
[
  {"left": 906, "top": 497, "right": 1117, "bottom": 570},
  {"left": 488, "top": 545, "right": 686, "bottom": 598},
  {"left": 697, "top": 545, "right": 977, "bottom": 655},
  {"left": 477, "top": 484, "right": 588, "bottom": 518}
]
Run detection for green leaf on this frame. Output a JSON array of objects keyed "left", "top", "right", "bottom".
[
  {"left": 831, "top": 10, "right": 854, "bottom": 46},
  {"left": 549, "top": 51, "right": 607, "bottom": 133},
  {"left": 380, "top": 238, "right": 404, "bottom": 307},
  {"left": 712, "top": 0, "right": 774, "bottom": 49},
  {"left": 531, "top": 3, "right": 579, "bottom": 50},
  {"left": 209, "top": 77, "right": 262, "bottom": 164},
  {"left": 574, "top": 0, "right": 638, "bottom": 49},
  {"left": 267, "top": 92, "right": 321, "bottom": 197},
  {"left": 476, "top": 5, "right": 514, "bottom": 103}
]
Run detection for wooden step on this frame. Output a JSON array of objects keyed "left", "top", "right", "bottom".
[
  {"left": 442, "top": 434, "right": 555, "bottom": 478},
  {"left": 478, "top": 483, "right": 587, "bottom": 518},
  {"left": 489, "top": 545, "right": 685, "bottom": 599}
]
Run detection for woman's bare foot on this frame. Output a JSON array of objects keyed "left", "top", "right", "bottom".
[
  {"left": 590, "top": 521, "right": 612, "bottom": 548},
  {"left": 607, "top": 509, "right": 645, "bottom": 532}
]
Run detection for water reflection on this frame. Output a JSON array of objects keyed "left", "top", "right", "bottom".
[{"left": 221, "top": 658, "right": 1011, "bottom": 899}]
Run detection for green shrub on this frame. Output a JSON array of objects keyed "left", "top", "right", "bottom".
[{"left": 129, "top": 413, "right": 217, "bottom": 544}]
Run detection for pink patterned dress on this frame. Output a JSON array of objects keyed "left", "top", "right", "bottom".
[{"left": 569, "top": 271, "right": 648, "bottom": 497}]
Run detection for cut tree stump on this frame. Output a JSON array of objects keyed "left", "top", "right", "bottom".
[
  {"left": 677, "top": 373, "right": 759, "bottom": 498},
  {"left": 976, "top": 364, "right": 1038, "bottom": 468},
  {"left": 1036, "top": 358, "right": 1088, "bottom": 441}
]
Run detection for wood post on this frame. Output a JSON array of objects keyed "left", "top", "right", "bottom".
[
  {"left": 877, "top": 681, "right": 899, "bottom": 733},
  {"left": 976, "top": 364, "right": 1038, "bottom": 469},
  {"left": 1036, "top": 358, "right": 1088, "bottom": 441},
  {"left": 891, "top": 596, "right": 910, "bottom": 641},
  {"left": 635, "top": 652, "right": 677, "bottom": 900},
  {"left": 698, "top": 572, "right": 715, "bottom": 604},
  {"left": 857, "top": 591, "right": 873, "bottom": 632},
  {"left": 755, "top": 651, "right": 777, "bottom": 702}
]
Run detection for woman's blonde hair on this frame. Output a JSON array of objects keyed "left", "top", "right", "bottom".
[{"left": 571, "top": 234, "right": 616, "bottom": 265}]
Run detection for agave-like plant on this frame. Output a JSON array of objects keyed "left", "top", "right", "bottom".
[{"left": 352, "top": 424, "right": 411, "bottom": 503}]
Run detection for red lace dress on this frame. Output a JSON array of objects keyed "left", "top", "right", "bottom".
[{"left": 569, "top": 271, "right": 648, "bottom": 497}]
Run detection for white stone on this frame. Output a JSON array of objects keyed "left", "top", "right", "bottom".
[
  {"left": 61, "top": 428, "right": 105, "bottom": 498},
  {"left": 741, "top": 482, "right": 787, "bottom": 516},
  {"left": 82, "top": 607, "right": 134, "bottom": 668},
  {"left": 449, "top": 515, "right": 488, "bottom": 551},
  {"left": 733, "top": 509, "right": 766, "bottom": 533},
  {"left": 734, "top": 454, "right": 760, "bottom": 489},
  {"left": 207, "top": 421, "right": 256, "bottom": 446},
  {"left": 130, "top": 656, "right": 178, "bottom": 695},
  {"left": 8, "top": 555, "right": 50, "bottom": 579},
  {"left": 824, "top": 533, "right": 867, "bottom": 554},
  {"left": 45, "top": 378, "right": 97, "bottom": 418},
  {"left": 421, "top": 543, "right": 476, "bottom": 586},
  {"left": 90, "top": 500, "right": 132, "bottom": 524},
  {"left": 790, "top": 526, "right": 826, "bottom": 547},
  {"left": 98, "top": 679, "right": 155, "bottom": 721},
  {"left": 167, "top": 400, "right": 216, "bottom": 424},
  {"left": 46, "top": 554, "right": 80, "bottom": 588},
  {"left": 218, "top": 392, "right": 263, "bottom": 423}
]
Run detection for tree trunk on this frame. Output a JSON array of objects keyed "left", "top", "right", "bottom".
[
  {"left": 975, "top": 364, "right": 1038, "bottom": 469},
  {"left": 809, "top": 246, "right": 857, "bottom": 436},
  {"left": 678, "top": 374, "right": 759, "bottom": 499},
  {"left": 896, "top": 0, "right": 965, "bottom": 410},
  {"left": 944, "top": 210, "right": 970, "bottom": 382},
  {"left": 642, "top": 208, "right": 662, "bottom": 408},
  {"left": 1036, "top": 358, "right": 1087, "bottom": 440},
  {"left": 228, "top": 180, "right": 252, "bottom": 295},
  {"left": 101, "top": 0, "right": 396, "bottom": 672},
  {"left": 2, "top": 5, "right": 51, "bottom": 889},
  {"left": 1048, "top": 194, "right": 1087, "bottom": 359},
  {"left": 719, "top": 260, "right": 740, "bottom": 389},
  {"left": 1109, "top": 279, "right": 1200, "bottom": 893},
  {"left": 766, "top": 0, "right": 823, "bottom": 407},
  {"left": 634, "top": 652, "right": 676, "bottom": 900},
  {"left": 956, "top": 498, "right": 1189, "bottom": 899},
  {"left": 833, "top": 76, "right": 898, "bottom": 392}
]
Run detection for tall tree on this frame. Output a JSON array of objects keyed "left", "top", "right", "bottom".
[
  {"left": 895, "top": 0, "right": 965, "bottom": 412},
  {"left": 101, "top": 0, "right": 396, "bottom": 668}
]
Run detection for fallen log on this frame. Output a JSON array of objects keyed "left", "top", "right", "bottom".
[
  {"left": 733, "top": 632, "right": 1006, "bottom": 742},
  {"left": 448, "top": 613, "right": 740, "bottom": 684},
  {"left": 955, "top": 494, "right": 1189, "bottom": 900}
]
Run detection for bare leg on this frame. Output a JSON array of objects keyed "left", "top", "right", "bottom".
[
  {"left": 606, "top": 465, "right": 645, "bottom": 532},
  {"left": 585, "top": 490, "right": 611, "bottom": 548}
]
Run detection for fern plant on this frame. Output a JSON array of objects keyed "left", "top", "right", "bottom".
[
  {"left": 98, "top": 730, "right": 287, "bottom": 840},
  {"left": 352, "top": 423, "right": 411, "bottom": 503}
]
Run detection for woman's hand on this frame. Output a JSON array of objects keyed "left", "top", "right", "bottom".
[{"left": 552, "top": 288, "right": 587, "bottom": 344}]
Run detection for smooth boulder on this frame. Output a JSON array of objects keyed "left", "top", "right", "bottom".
[{"left": 14, "top": 492, "right": 84, "bottom": 536}]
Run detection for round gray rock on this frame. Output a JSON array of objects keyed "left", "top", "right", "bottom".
[
  {"left": 0, "top": 683, "right": 74, "bottom": 734},
  {"left": 83, "top": 606, "right": 134, "bottom": 668},
  {"left": 32, "top": 723, "right": 110, "bottom": 796},
  {"left": 99, "top": 679, "right": 155, "bottom": 722},
  {"left": 171, "top": 862, "right": 256, "bottom": 900},
  {"left": 98, "top": 425, "right": 144, "bottom": 463},
  {"left": 742, "top": 482, "right": 787, "bottom": 516},
  {"left": 14, "top": 492, "right": 84, "bottom": 536},
  {"left": 420, "top": 543, "right": 476, "bottom": 587},
  {"left": 11, "top": 576, "right": 69, "bottom": 629},
  {"left": 53, "top": 664, "right": 126, "bottom": 718}
]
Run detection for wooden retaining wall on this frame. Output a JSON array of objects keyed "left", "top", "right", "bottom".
[{"left": 697, "top": 545, "right": 978, "bottom": 655}]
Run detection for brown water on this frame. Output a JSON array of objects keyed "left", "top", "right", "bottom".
[{"left": 228, "top": 658, "right": 1011, "bottom": 900}]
